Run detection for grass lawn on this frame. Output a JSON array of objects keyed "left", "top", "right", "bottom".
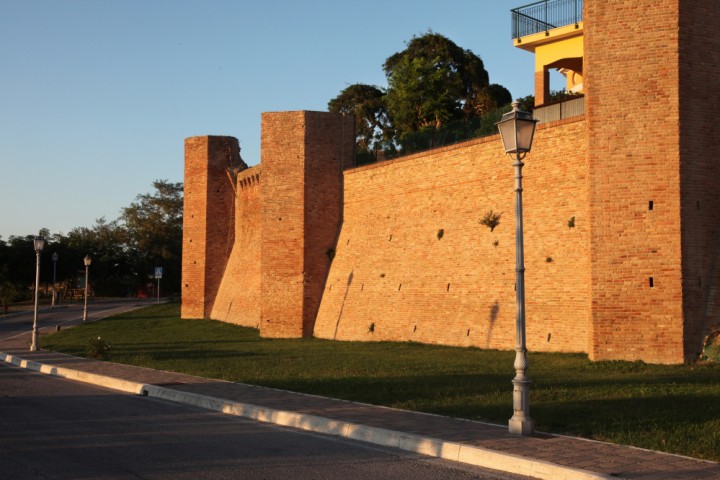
[{"left": 43, "top": 302, "right": 720, "bottom": 461}]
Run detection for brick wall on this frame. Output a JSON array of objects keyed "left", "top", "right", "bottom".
[
  {"left": 679, "top": 1, "right": 720, "bottom": 358},
  {"left": 181, "top": 1, "right": 720, "bottom": 364},
  {"left": 209, "top": 166, "right": 262, "bottom": 327},
  {"left": 302, "top": 112, "right": 355, "bottom": 335},
  {"left": 181, "top": 136, "right": 242, "bottom": 319},
  {"left": 259, "top": 111, "right": 354, "bottom": 338},
  {"left": 585, "top": 0, "right": 684, "bottom": 363},
  {"left": 314, "top": 118, "right": 591, "bottom": 353}
]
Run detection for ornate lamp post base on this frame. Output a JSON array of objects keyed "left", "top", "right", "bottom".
[
  {"left": 509, "top": 377, "right": 534, "bottom": 435},
  {"left": 509, "top": 418, "right": 534, "bottom": 436}
]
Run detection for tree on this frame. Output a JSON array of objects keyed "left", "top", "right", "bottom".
[
  {"left": 119, "top": 180, "right": 183, "bottom": 294},
  {"left": 473, "top": 84, "right": 513, "bottom": 116},
  {"left": 329, "top": 32, "right": 514, "bottom": 157},
  {"left": 65, "top": 218, "right": 130, "bottom": 297},
  {"left": 328, "top": 83, "right": 391, "bottom": 156},
  {"left": 383, "top": 32, "right": 496, "bottom": 148},
  {"left": 0, "top": 180, "right": 183, "bottom": 303},
  {"left": 0, "top": 235, "right": 35, "bottom": 303},
  {"left": 385, "top": 54, "right": 459, "bottom": 135}
]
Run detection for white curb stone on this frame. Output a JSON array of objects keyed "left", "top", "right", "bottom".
[{"left": 0, "top": 351, "right": 620, "bottom": 480}]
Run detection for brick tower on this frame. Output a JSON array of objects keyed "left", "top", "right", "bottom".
[
  {"left": 584, "top": 0, "right": 720, "bottom": 362},
  {"left": 181, "top": 136, "right": 244, "bottom": 319},
  {"left": 259, "top": 111, "right": 355, "bottom": 337}
]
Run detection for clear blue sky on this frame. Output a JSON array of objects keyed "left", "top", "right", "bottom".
[{"left": 0, "top": 0, "right": 544, "bottom": 240}]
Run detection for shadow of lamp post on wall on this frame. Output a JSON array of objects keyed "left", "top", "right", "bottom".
[
  {"left": 496, "top": 101, "right": 538, "bottom": 436},
  {"left": 30, "top": 236, "right": 45, "bottom": 352},
  {"left": 83, "top": 255, "right": 91, "bottom": 322}
]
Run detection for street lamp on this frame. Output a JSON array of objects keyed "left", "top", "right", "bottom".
[
  {"left": 497, "top": 101, "right": 538, "bottom": 436},
  {"left": 30, "top": 236, "right": 45, "bottom": 351},
  {"left": 51, "top": 252, "right": 58, "bottom": 308},
  {"left": 83, "top": 255, "right": 91, "bottom": 322}
]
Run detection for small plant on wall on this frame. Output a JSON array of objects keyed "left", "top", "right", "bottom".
[{"left": 480, "top": 210, "right": 502, "bottom": 232}]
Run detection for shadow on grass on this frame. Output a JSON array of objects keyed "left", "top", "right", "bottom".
[
  {"left": 534, "top": 393, "right": 720, "bottom": 460},
  {"left": 115, "top": 345, "right": 267, "bottom": 361},
  {"left": 535, "top": 391, "right": 720, "bottom": 428},
  {"left": 38, "top": 303, "right": 720, "bottom": 460}
]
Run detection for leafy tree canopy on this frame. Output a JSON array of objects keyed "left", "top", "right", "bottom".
[
  {"left": 329, "top": 32, "right": 513, "bottom": 158},
  {"left": 328, "top": 84, "right": 391, "bottom": 154},
  {"left": 0, "top": 180, "right": 183, "bottom": 303},
  {"left": 120, "top": 180, "right": 183, "bottom": 293}
]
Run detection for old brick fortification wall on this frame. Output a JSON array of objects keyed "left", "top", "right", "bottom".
[
  {"left": 181, "top": 136, "right": 243, "bottom": 319},
  {"left": 585, "top": 0, "right": 682, "bottom": 364},
  {"left": 259, "top": 111, "right": 354, "bottom": 338},
  {"left": 678, "top": 2, "right": 720, "bottom": 359},
  {"left": 314, "top": 119, "right": 590, "bottom": 352},
  {"left": 182, "top": 0, "right": 720, "bottom": 364},
  {"left": 584, "top": 0, "right": 720, "bottom": 363},
  {"left": 209, "top": 166, "right": 262, "bottom": 327}
]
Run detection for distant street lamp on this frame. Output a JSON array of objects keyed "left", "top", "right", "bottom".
[
  {"left": 83, "top": 255, "right": 91, "bottom": 322},
  {"left": 497, "top": 101, "right": 538, "bottom": 436},
  {"left": 51, "top": 252, "right": 58, "bottom": 308},
  {"left": 30, "top": 236, "right": 45, "bottom": 351}
]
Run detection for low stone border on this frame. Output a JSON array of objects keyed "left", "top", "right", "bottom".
[{"left": 1, "top": 350, "right": 618, "bottom": 480}]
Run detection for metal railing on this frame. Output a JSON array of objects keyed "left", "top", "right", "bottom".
[
  {"left": 533, "top": 96, "right": 585, "bottom": 123},
  {"left": 512, "top": 0, "right": 583, "bottom": 39}
]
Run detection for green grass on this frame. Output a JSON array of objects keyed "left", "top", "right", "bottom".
[{"left": 43, "top": 303, "right": 720, "bottom": 461}]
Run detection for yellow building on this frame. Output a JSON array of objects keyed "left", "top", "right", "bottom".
[{"left": 512, "top": 0, "right": 583, "bottom": 106}]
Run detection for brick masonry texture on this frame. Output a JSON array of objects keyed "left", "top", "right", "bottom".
[
  {"left": 181, "top": 0, "right": 720, "bottom": 364},
  {"left": 678, "top": 1, "right": 720, "bottom": 360},
  {"left": 209, "top": 166, "right": 262, "bottom": 327},
  {"left": 181, "top": 136, "right": 242, "bottom": 320},
  {"left": 584, "top": 0, "right": 720, "bottom": 363},
  {"left": 259, "top": 111, "right": 354, "bottom": 338},
  {"left": 314, "top": 119, "right": 590, "bottom": 352},
  {"left": 584, "top": 0, "right": 684, "bottom": 363}
]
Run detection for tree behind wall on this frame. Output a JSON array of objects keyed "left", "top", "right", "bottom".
[
  {"left": 328, "top": 32, "right": 512, "bottom": 160},
  {"left": 327, "top": 83, "right": 393, "bottom": 164}
]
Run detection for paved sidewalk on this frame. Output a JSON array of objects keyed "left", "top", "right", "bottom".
[{"left": 1, "top": 332, "right": 719, "bottom": 480}]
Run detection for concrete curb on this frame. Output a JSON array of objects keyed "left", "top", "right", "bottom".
[
  {"left": 0, "top": 351, "right": 619, "bottom": 480},
  {"left": 0, "top": 351, "right": 146, "bottom": 395}
]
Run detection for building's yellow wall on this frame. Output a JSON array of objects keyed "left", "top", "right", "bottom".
[
  {"left": 534, "top": 34, "right": 583, "bottom": 73},
  {"left": 515, "top": 22, "right": 584, "bottom": 102}
]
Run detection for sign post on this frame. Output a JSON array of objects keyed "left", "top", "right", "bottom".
[{"left": 154, "top": 267, "right": 163, "bottom": 304}]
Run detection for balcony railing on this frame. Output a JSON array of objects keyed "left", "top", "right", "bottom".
[
  {"left": 512, "top": 0, "right": 583, "bottom": 39},
  {"left": 533, "top": 96, "right": 585, "bottom": 123}
]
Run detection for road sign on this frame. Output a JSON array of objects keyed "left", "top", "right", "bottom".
[{"left": 154, "top": 267, "right": 163, "bottom": 279}]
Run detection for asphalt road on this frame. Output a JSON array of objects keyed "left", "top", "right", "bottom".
[
  {"left": 0, "top": 299, "right": 157, "bottom": 344},
  {"left": 0, "top": 364, "right": 531, "bottom": 480}
]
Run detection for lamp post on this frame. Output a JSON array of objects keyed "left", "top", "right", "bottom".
[
  {"left": 83, "top": 255, "right": 91, "bottom": 322},
  {"left": 30, "top": 236, "right": 45, "bottom": 351},
  {"left": 497, "top": 101, "right": 538, "bottom": 436},
  {"left": 51, "top": 252, "right": 58, "bottom": 308}
]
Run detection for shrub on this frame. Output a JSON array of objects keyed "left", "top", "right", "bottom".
[{"left": 87, "top": 336, "right": 112, "bottom": 360}]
